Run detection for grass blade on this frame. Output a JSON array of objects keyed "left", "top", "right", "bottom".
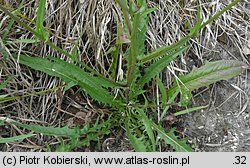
[
  {"left": 109, "top": 23, "right": 122, "bottom": 80},
  {"left": 0, "top": 85, "right": 63, "bottom": 104},
  {"left": 173, "top": 105, "right": 208, "bottom": 116},
  {"left": 12, "top": 39, "right": 41, "bottom": 43},
  {"left": 2, "top": 0, "right": 25, "bottom": 40},
  {"left": 0, "top": 4, "right": 71, "bottom": 61}
]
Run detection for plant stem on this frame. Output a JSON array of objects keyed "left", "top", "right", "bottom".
[{"left": 116, "top": 0, "right": 132, "bottom": 35}]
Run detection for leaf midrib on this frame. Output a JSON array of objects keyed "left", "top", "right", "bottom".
[{"left": 169, "top": 64, "right": 242, "bottom": 94}]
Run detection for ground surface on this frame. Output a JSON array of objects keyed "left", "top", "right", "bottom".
[
  {"left": 0, "top": 0, "right": 250, "bottom": 151},
  {"left": 184, "top": 44, "right": 250, "bottom": 151}
]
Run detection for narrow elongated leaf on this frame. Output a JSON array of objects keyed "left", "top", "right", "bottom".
[
  {"left": 13, "top": 39, "right": 41, "bottom": 43},
  {"left": 2, "top": 0, "right": 25, "bottom": 40},
  {"left": 0, "top": 134, "right": 34, "bottom": 143},
  {"left": 173, "top": 105, "right": 208, "bottom": 116},
  {"left": 156, "top": 77, "right": 167, "bottom": 106},
  {"left": 13, "top": 121, "right": 101, "bottom": 138},
  {"left": 110, "top": 23, "right": 122, "bottom": 80},
  {"left": 161, "top": 91, "right": 179, "bottom": 120},
  {"left": 138, "top": 2, "right": 200, "bottom": 64},
  {"left": 201, "top": 0, "right": 241, "bottom": 29},
  {"left": 138, "top": 39, "right": 190, "bottom": 63},
  {"left": 48, "top": 56, "right": 121, "bottom": 88},
  {"left": 0, "top": 4, "right": 77, "bottom": 62},
  {"left": 151, "top": 123, "right": 193, "bottom": 152},
  {"left": 18, "top": 56, "right": 120, "bottom": 107},
  {"left": 168, "top": 60, "right": 247, "bottom": 105},
  {"left": 0, "top": 85, "right": 63, "bottom": 104},
  {"left": 10, "top": 118, "right": 113, "bottom": 149},
  {"left": 138, "top": 46, "right": 188, "bottom": 87},
  {"left": 137, "top": 109, "right": 156, "bottom": 151},
  {"left": 189, "top": 1, "right": 201, "bottom": 37},
  {"left": 13, "top": 122, "right": 79, "bottom": 137},
  {"left": 36, "top": 0, "right": 49, "bottom": 41}
]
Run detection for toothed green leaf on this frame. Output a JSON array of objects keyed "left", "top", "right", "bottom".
[
  {"left": 13, "top": 122, "right": 80, "bottom": 137},
  {"left": 17, "top": 55, "right": 121, "bottom": 107},
  {"left": 125, "top": 121, "right": 147, "bottom": 152},
  {"left": 168, "top": 60, "right": 247, "bottom": 106},
  {"left": 137, "top": 109, "right": 156, "bottom": 151},
  {"left": 138, "top": 46, "right": 188, "bottom": 87},
  {"left": 0, "top": 134, "right": 35, "bottom": 143},
  {"left": 152, "top": 123, "right": 193, "bottom": 152}
]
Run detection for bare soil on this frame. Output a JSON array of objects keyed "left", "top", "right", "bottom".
[{"left": 183, "top": 44, "right": 250, "bottom": 151}]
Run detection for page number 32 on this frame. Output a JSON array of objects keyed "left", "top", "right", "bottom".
[{"left": 234, "top": 156, "right": 247, "bottom": 165}]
